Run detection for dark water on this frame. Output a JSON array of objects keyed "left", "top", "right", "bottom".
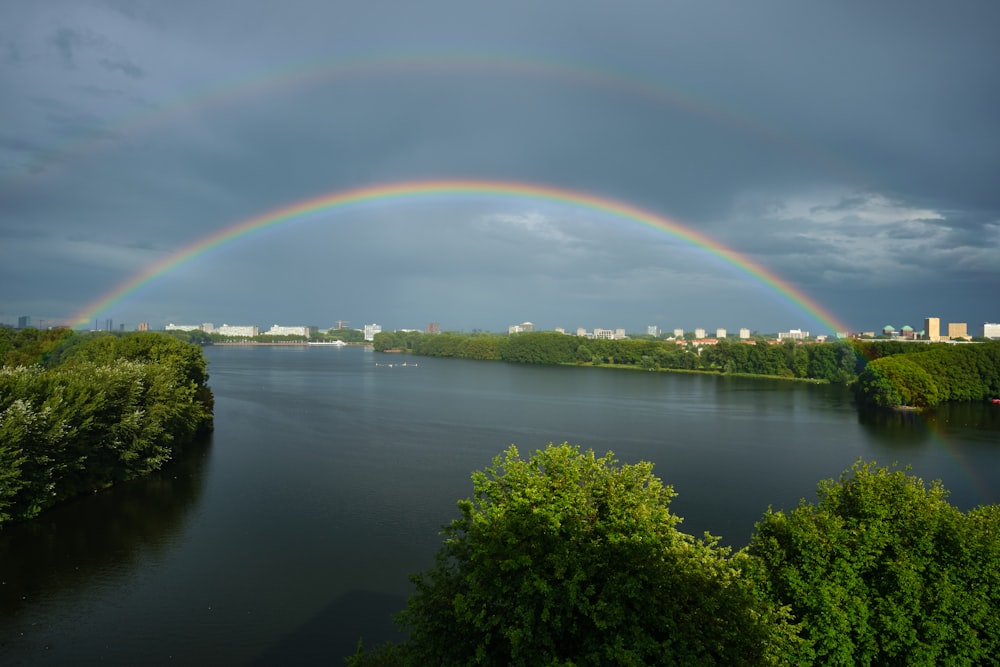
[{"left": 3, "top": 345, "right": 999, "bottom": 665}]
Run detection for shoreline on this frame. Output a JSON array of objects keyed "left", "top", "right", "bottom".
[{"left": 210, "top": 341, "right": 372, "bottom": 347}]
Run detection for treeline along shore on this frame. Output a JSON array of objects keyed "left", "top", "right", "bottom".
[
  {"left": 374, "top": 330, "right": 1000, "bottom": 409},
  {"left": 0, "top": 328, "right": 214, "bottom": 527}
]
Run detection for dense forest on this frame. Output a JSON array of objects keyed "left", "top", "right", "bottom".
[
  {"left": 0, "top": 328, "right": 214, "bottom": 526},
  {"left": 374, "top": 330, "right": 863, "bottom": 383},
  {"left": 853, "top": 341, "right": 1000, "bottom": 408},
  {"left": 375, "top": 331, "right": 1000, "bottom": 409},
  {"left": 349, "top": 444, "right": 1000, "bottom": 666}
]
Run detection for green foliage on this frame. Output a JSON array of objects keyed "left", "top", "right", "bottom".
[
  {"left": 386, "top": 443, "right": 797, "bottom": 666},
  {"left": 501, "top": 332, "right": 577, "bottom": 365},
  {"left": 0, "top": 332, "right": 213, "bottom": 526},
  {"left": 0, "top": 327, "right": 77, "bottom": 367},
  {"left": 854, "top": 342, "right": 1000, "bottom": 408},
  {"left": 749, "top": 461, "right": 1000, "bottom": 665},
  {"left": 371, "top": 330, "right": 867, "bottom": 381}
]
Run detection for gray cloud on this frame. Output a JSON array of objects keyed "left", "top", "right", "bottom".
[
  {"left": 1, "top": 0, "right": 998, "bottom": 332},
  {"left": 98, "top": 56, "right": 142, "bottom": 78}
]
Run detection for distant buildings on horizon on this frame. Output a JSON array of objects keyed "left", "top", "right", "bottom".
[{"left": 6, "top": 313, "right": 1000, "bottom": 342}]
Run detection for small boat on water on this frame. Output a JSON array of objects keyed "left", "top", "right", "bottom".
[
  {"left": 308, "top": 340, "right": 347, "bottom": 346},
  {"left": 991, "top": 398, "right": 1000, "bottom": 404}
]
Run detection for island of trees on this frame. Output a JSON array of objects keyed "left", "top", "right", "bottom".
[
  {"left": 374, "top": 330, "right": 1000, "bottom": 409},
  {"left": 349, "top": 443, "right": 1000, "bottom": 666},
  {"left": 0, "top": 328, "right": 214, "bottom": 526}
]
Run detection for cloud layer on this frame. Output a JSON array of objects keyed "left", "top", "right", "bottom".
[{"left": 2, "top": 0, "right": 998, "bottom": 334}]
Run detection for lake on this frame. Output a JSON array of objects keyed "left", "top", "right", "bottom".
[{"left": 2, "top": 345, "right": 999, "bottom": 665}]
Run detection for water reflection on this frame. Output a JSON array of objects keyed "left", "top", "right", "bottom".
[
  {"left": 0, "top": 433, "right": 212, "bottom": 617},
  {"left": 856, "top": 407, "right": 934, "bottom": 448}
]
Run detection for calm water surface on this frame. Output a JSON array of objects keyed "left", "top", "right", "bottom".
[{"left": 3, "top": 345, "right": 998, "bottom": 664}]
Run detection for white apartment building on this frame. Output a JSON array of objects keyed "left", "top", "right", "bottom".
[
  {"left": 778, "top": 329, "right": 809, "bottom": 340},
  {"left": 985, "top": 323, "right": 1000, "bottom": 339},
  {"left": 363, "top": 323, "right": 382, "bottom": 341},
  {"left": 716, "top": 328, "right": 727, "bottom": 339},
  {"left": 165, "top": 323, "right": 202, "bottom": 332},
  {"left": 673, "top": 328, "right": 684, "bottom": 338},
  {"left": 575, "top": 328, "right": 627, "bottom": 340},
  {"left": 647, "top": 325, "right": 661, "bottom": 337},
  {"left": 216, "top": 324, "right": 258, "bottom": 337},
  {"left": 264, "top": 324, "right": 310, "bottom": 337},
  {"left": 694, "top": 328, "right": 706, "bottom": 339},
  {"left": 739, "top": 328, "right": 751, "bottom": 339},
  {"left": 508, "top": 322, "right": 535, "bottom": 334}
]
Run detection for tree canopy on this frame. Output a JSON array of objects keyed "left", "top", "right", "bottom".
[
  {"left": 853, "top": 342, "right": 1000, "bottom": 408},
  {"left": 749, "top": 461, "right": 1000, "bottom": 664},
  {"left": 1, "top": 330, "right": 213, "bottom": 525},
  {"left": 353, "top": 443, "right": 798, "bottom": 666},
  {"left": 350, "top": 451, "right": 1000, "bottom": 666}
]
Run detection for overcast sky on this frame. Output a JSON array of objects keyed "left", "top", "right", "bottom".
[{"left": 2, "top": 0, "right": 997, "bottom": 335}]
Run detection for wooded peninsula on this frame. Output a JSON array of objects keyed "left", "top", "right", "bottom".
[
  {"left": 0, "top": 328, "right": 214, "bottom": 526},
  {"left": 375, "top": 330, "right": 1000, "bottom": 409}
]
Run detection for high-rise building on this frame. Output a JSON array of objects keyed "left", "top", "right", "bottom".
[
  {"left": 694, "top": 328, "right": 706, "bottom": 339},
  {"left": 17, "top": 315, "right": 30, "bottom": 329},
  {"left": 426, "top": 322, "right": 440, "bottom": 334},
  {"left": 716, "top": 328, "right": 727, "bottom": 339},
  {"left": 924, "top": 317, "right": 940, "bottom": 341},
  {"left": 673, "top": 328, "right": 684, "bottom": 339},
  {"left": 739, "top": 328, "right": 750, "bottom": 340},
  {"left": 947, "top": 322, "right": 968, "bottom": 340},
  {"left": 647, "top": 325, "right": 661, "bottom": 337},
  {"left": 138, "top": 322, "right": 149, "bottom": 331},
  {"left": 363, "top": 323, "right": 382, "bottom": 341},
  {"left": 985, "top": 323, "right": 1000, "bottom": 339}
]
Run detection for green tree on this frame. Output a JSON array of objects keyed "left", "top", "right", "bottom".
[
  {"left": 855, "top": 355, "right": 941, "bottom": 408},
  {"left": 370, "top": 443, "right": 797, "bottom": 666},
  {"left": 749, "top": 461, "right": 1000, "bottom": 665}
]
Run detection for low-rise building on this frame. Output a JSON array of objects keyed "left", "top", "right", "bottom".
[
  {"left": 264, "top": 324, "right": 310, "bottom": 337},
  {"left": 216, "top": 324, "right": 258, "bottom": 337},
  {"left": 778, "top": 329, "right": 809, "bottom": 341}
]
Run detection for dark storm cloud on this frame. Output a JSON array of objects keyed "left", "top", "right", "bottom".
[
  {"left": 1, "top": 0, "right": 998, "bottom": 332},
  {"left": 98, "top": 56, "right": 142, "bottom": 78}
]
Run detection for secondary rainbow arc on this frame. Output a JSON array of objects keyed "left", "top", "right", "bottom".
[
  {"left": 71, "top": 179, "right": 851, "bottom": 335},
  {"left": 4, "top": 52, "right": 861, "bottom": 193}
]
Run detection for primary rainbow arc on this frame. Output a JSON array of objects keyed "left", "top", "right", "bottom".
[{"left": 70, "top": 179, "right": 850, "bottom": 335}]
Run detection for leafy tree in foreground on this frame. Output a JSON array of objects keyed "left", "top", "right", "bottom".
[
  {"left": 353, "top": 443, "right": 798, "bottom": 666},
  {"left": 749, "top": 461, "right": 1000, "bottom": 665}
]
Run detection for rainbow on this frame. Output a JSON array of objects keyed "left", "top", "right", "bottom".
[{"left": 70, "top": 179, "right": 851, "bottom": 334}]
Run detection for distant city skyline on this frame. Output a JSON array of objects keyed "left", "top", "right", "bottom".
[{"left": 8, "top": 312, "right": 994, "bottom": 341}]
